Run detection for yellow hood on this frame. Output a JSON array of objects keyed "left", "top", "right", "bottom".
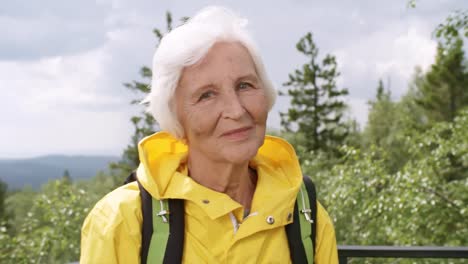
[{"left": 136, "top": 131, "right": 303, "bottom": 202}]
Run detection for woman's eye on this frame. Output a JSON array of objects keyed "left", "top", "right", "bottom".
[
  {"left": 198, "top": 91, "right": 215, "bottom": 101},
  {"left": 238, "top": 82, "right": 252, "bottom": 90}
]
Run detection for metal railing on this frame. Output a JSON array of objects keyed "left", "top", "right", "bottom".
[{"left": 338, "top": 245, "right": 468, "bottom": 263}]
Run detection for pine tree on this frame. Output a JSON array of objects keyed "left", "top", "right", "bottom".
[
  {"left": 416, "top": 38, "right": 468, "bottom": 123},
  {"left": 110, "top": 12, "right": 188, "bottom": 181},
  {"left": 280, "top": 32, "right": 349, "bottom": 155},
  {"left": 363, "top": 79, "right": 412, "bottom": 172},
  {"left": 62, "top": 169, "right": 72, "bottom": 184},
  {"left": 364, "top": 79, "right": 394, "bottom": 147}
]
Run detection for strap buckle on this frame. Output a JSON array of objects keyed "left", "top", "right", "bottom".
[
  {"left": 300, "top": 208, "right": 314, "bottom": 224},
  {"left": 157, "top": 210, "right": 169, "bottom": 223},
  {"left": 157, "top": 200, "right": 170, "bottom": 223}
]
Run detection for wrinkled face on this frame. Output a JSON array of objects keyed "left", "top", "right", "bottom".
[{"left": 175, "top": 42, "right": 269, "bottom": 164}]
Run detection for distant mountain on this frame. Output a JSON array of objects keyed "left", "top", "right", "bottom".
[{"left": 0, "top": 155, "right": 120, "bottom": 190}]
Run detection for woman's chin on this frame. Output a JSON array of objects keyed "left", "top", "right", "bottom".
[{"left": 219, "top": 143, "right": 260, "bottom": 165}]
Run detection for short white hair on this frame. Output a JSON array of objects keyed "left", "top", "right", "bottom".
[{"left": 144, "top": 6, "right": 277, "bottom": 138}]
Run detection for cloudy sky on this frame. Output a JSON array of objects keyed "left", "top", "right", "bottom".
[{"left": 0, "top": 0, "right": 466, "bottom": 158}]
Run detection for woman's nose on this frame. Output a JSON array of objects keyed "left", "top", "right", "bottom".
[{"left": 221, "top": 91, "right": 246, "bottom": 120}]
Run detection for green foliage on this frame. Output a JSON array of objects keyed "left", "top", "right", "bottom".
[
  {"left": 5, "top": 187, "right": 37, "bottom": 232},
  {"left": 363, "top": 80, "right": 413, "bottom": 173},
  {"left": 415, "top": 38, "right": 468, "bottom": 123},
  {"left": 280, "top": 32, "right": 350, "bottom": 156},
  {"left": 304, "top": 108, "right": 468, "bottom": 258},
  {"left": 1, "top": 179, "right": 87, "bottom": 263},
  {"left": 407, "top": 0, "right": 418, "bottom": 9},
  {"left": 363, "top": 79, "right": 396, "bottom": 147},
  {"left": 400, "top": 67, "right": 430, "bottom": 130},
  {"left": 0, "top": 180, "right": 8, "bottom": 221},
  {"left": 435, "top": 10, "right": 468, "bottom": 45},
  {"left": 0, "top": 172, "right": 114, "bottom": 263}
]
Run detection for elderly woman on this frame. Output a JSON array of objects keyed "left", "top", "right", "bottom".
[{"left": 81, "top": 6, "right": 338, "bottom": 264}]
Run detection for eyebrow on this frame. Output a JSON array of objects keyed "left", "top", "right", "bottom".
[{"left": 237, "top": 73, "right": 259, "bottom": 83}]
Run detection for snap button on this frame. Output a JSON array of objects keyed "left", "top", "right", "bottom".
[
  {"left": 266, "top": 216, "right": 275, "bottom": 224},
  {"left": 202, "top": 199, "right": 210, "bottom": 204},
  {"left": 287, "top": 212, "right": 293, "bottom": 221}
]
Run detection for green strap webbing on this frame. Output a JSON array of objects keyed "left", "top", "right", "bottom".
[
  {"left": 297, "top": 182, "right": 314, "bottom": 263},
  {"left": 147, "top": 198, "right": 170, "bottom": 263}
]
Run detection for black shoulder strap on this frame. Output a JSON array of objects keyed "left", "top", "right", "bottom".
[
  {"left": 163, "top": 199, "right": 185, "bottom": 263},
  {"left": 124, "top": 170, "right": 138, "bottom": 184},
  {"left": 124, "top": 171, "right": 152, "bottom": 263},
  {"left": 303, "top": 175, "right": 317, "bottom": 256},
  {"left": 286, "top": 175, "right": 317, "bottom": 264},
  {"left": 130, "top": 171, "right": 185, "bottom": 264},
  {"left": 286, "top": 201, "right": 309, "bottom": 264},
  {"left": 136, "top": 176, "right": 153, "bottom": 264}
]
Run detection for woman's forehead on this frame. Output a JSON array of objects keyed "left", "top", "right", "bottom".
[{"left": 179, "top": 42, "right": 258, "bottom": 85}]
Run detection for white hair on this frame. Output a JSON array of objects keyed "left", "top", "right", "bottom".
[{"left": 143, "top": 6, "right": 277, "bottom": 138}]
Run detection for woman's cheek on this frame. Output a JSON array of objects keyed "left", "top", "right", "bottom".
[{"left": 189, "top": 106, "right": 218, "bottom": 134}]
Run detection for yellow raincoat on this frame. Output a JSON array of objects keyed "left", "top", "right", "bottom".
[{"left": 81, "top": 132, "right": 338, "bottom": 263}]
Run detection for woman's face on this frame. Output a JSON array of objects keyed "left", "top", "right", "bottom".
[{"left": 175, "top": 42, "right": 269, "bottom": 164}]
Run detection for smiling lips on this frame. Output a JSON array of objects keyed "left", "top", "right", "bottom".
[{"left": 221, "top": 126, "right": 253, "bottom": 140}]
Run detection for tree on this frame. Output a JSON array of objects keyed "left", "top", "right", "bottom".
[
  {"left": 62, "top": 169, "right": 71, "bottom": 184},
  {"left": 410, "top": 2, "right": 467, "bottom": 43},
  {"left": 364, "top": 79, "right": 394, "bottom": 147},
  {"left": 400, "top": 67, "right": 430, "bottom": 130},
  {"left": 362, "top": 79, "right": 411, "bottom": 172},
  {"left": 0, "top": 180, "right": 8, "bottom": 221},
  {"left": 303, "top": 108, "right": 468, "bottom": 255},
  {"left": 415, "top": 38, "right": 468, "bottom": 123},
  {"left": 0, "top": 178, "right": 92, "bottom": 263},
  {"left": 280, "top": 32, "right": 349, "bottom": 156},
  {"left": 110, "top": 12, "right": 188, "bottom": 182},
  {"left": 435, "top": 9, "right": 468, "bottom": 45}
]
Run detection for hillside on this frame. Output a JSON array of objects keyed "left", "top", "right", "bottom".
[{"left": 0, "top": 155, "right": 119, "bottom": 190}]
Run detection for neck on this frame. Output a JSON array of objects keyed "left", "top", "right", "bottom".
[{"left": 187, "top": 150, "right": 256, "bottom": 210}]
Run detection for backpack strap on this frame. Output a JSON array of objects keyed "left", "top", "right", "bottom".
[
  {"left": 303, "top": 176, "right": 317, "bottom": 256},
  {"left": 124, "top": 171, "right": 138, "bottom": 184},
  {"left": 132, "top": 171, "right": 185, "bottom": 264},
  {"left": 286, "top": 176, "right": 317, "bottom": 264},
  {"left": 125, "top": 171, "right": 152, "bottom": 263},
  {"left": 163, "top": 199, "right": 184, "bottom": 263},
  {"left": 136, "top": 177, "right": 154, "bottom": 264},
  {"left": 285, "top": 201, "right": 309, "bottom": 264}
]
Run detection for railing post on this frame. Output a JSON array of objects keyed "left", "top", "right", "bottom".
[{"left": 338, "top": 255, "right": 348, "bottom": 264}]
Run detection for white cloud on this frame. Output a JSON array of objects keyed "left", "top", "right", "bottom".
[
  {"left": 0, "top": 23, "right": 152, "bottom": 157},
  {"left": 0, "top": 47, "right": 111, "bottom": 112},
  {"left": 334, "top": 16, "right": 437, "bottom": 102}
]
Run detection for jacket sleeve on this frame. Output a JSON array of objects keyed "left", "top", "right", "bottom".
[
  {"left": 314, "top": 201, "right": 339, "bottom": 264},
  {"left": 80, "top": 183, "right": 142, "bottom": 264}
]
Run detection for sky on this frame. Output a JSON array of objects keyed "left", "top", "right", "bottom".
[{"left": 0, "top": 0, "right": 466, "bottom": 158}]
